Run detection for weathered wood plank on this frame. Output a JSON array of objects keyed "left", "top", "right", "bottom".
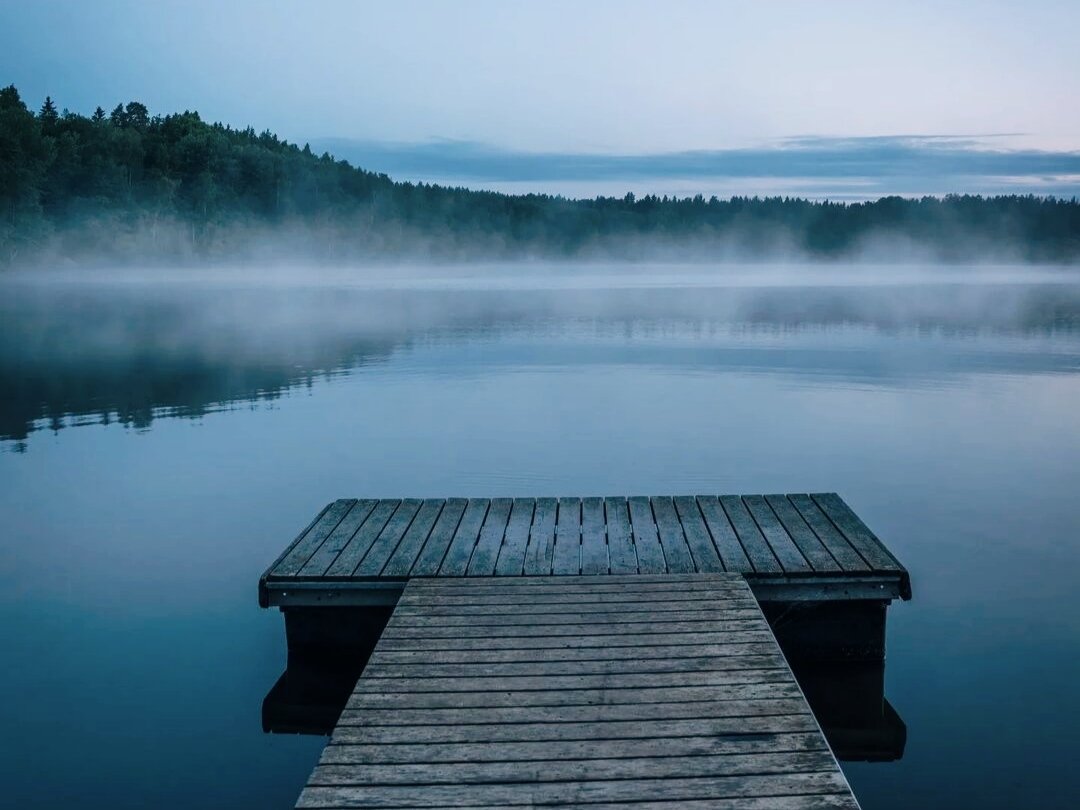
[
  {"left": 604, "top": 496, "right": 638, "bottom": 573},
  {"left": 354, "top": 498, "right": 423, "bottom": 576},
  {"left": 787, "top": 494, "right": 868, "bottom": 572},
  {"left": 290, "top": 571, "right": 861, "bottom": 809},
  {"left": 466, "top": 497, "right": 513, "bottom": 576},
  {"left": 437, "top": 499, "right": 490, "bottom": 576},
  {"left": 674, "top": 495, "right": 725, "bottom": 572},
  {"left": 310, "top": 750, "right": 839, "bottom": 785},
  {"left": 719, "top": 495, "right": 783, "bottom": 573},
  {"left": 320, "top": 732, "right": 828, "bottom": 764},
  {"left": 697, "top": 495, "right": 753, "bottom": 572},
  {"left": 331, "top": 712, "right": 818, "bottom": 743},
  {"left": 379, "top": 498, "right": 445, "bottom": 577},
  {"left": 388, "top": 606, "right": 761, "bottom": 626},
  {"left": 392, "top": 596, "right": 758, "bottom": 614},
  {"left": 493, "top": 498, "right": 534, "bottom": 576},
  {"left": 651, "top": 496, "right": 695, "bottom": 573},
  {"left": 552, "top": 496, "right": 582, "bottom": 575},
  {"left": 409, "top": 498, "right": 467, "bottom": 576},
  {"left": 522, "top": 496, "right": 557, "bottom": 575},
  {"left": 361, "top": 653, "right": 785, "bottom": 678},
  {"left": 766, "top": 495, "right": 842, "bottom": 573},
  {"left": 296, "top": 499, "right": 377, "bottom": 577},
  {"left": 743, "top": 495, "right": 812, "bottom": 573},
  {"left": 297, "top": 771, "right": 852, "bottom": 808},
  {"left": 346, "top": 682, "right": 804, "bottom": 710},
  {"left": 367, "top": 640, "right": 782, "bottom": 664},
  {"left": 380, "top": 619, "right": 768, "bottom": 640},
  {"left": 627, "top": 496, "right": 667, "bottom": 573},
  {"left": 580, "top": 496, "right": 609, "bottom": 575},
  {"left": 374, "top": 629, "right": 775, "bottom": 651},
  {"left": 271, "top": 499, "right": 356, "bottom": 577},
  {"left": 324, "top": 500, "right": 399, "bottom": 577},
  {"left": 813, "top": 492, "right": 904, "bottom": 573},
  {"left": 359, "top": 668, "right": 790, "bottom": 694}
]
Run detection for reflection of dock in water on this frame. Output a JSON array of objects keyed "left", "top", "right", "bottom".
[{"left": 260, "top": 493, "right": 910, "bottom": 807}]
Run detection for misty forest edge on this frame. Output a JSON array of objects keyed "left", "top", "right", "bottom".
[{"left": 2, "top": 86, "right": 1079, "bottom": 267}]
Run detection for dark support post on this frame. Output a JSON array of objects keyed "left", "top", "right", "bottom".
[
  {"left": 759, "top": 599, "right": 889, "bottom": 662},
  {"left": 282, "top": 606, "right": 393, "bottom": 665}
]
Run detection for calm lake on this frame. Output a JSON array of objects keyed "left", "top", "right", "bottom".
[{"left": 1, "top": 265, "right": 1079, "bottom": 808}]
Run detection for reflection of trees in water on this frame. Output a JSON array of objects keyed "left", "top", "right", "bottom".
[{"left": 3, "top": 281, "right": 1079, "bottom": 445}]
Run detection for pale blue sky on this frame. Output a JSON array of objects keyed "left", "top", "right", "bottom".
[{"left": 2, "top": 0, "right": 1078, "bottom": 196}]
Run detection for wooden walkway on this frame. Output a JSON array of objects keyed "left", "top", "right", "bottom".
[
  {"left": 297, "top": 575, "right": 859, "bottom": 809},
  {"left": 261, "top": 493, "right": 910, "bottom": 608}
]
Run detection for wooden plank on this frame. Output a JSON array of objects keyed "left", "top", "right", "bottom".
[
  {"left": 297, "top": 772, "right": 852, "bottom": 808},
  {"left": 320, "top": 732, "right": 828, "bottom": 764},
  {"left": 310, "top": 750, "right": 839, "bottom": 785},
  {"left": 604, "top": 496, "right": 638, "bottom": 573},
  {"left": 367, "top": 641, "right": 783, "bottom": 664},
  {"left": 522, "top": 497, "right": 557, "bottom": 575},
  {"left": 360, "top": 653, "right": 785, "bottom": 678},
  {"left": 358, "top": 668, "right": 790, "bottom": 693},
  {"left": 324, "top": 500, "right": 399, "bottom": 577},
  {"left": 386, "top": 607, "right": 762, "bottom": 627},
  {"left": 674, "top": 495, "right": 724, "bottom": 572},
  {"left": 787, "top": 494, "right": 869, "bottom": 572},
  {"left": 552, "top": 496, "right": 582, "bottom": 575},
  {"left": 380, "top": 619, "right": 767, "bottom": 640},
  {"left": 812, "top": 492, "right": 905, "bottom": 573},
  {"left": 332, "top": 712, "right": 818, "bottom": 743},
  {"left": 296, "top": 499, "right": 378, "bottom": 577},
  {"left": 719, "top": 495, "right": 782, "bottom": 573},
  {"left": 697, "top": 495, "right": 753, "bottom": 572},
  {"left": 354, "top": 499, "right": 424, "bottom": 576},
  {"left": 580, "top": 496, "right": 609, "bottom": 575},
  {"left": 651, "top": 496, "right": 695, "bottom": 573},
  {"left": 380, "top": 499, "right": 445, "bottom": 577},
  {"left": 466, "top": 497, "right": 513, "bottom": 576},
  {"left": 393, "top": 596, "right": 758, "bottom": 614},
  {"left": 271, "top": 499, "right": 355, "bottom": 577},
  {"left": 743, "top": 495, "right": 812, "bottom": 574},
  {"left": 347, "top": 682, "right": 804, "bottom": 710},
  {"left": 437, "top": 499, "right": 489, "bottom": 576},
  {"left": 766, "top": 495, "right": 842, "bottom": 573},
  {"left": 493, "top": 498, "right": 534, "bottom": 576},
  {"left": 627, "top": 496, "right": 666, "bottom": 573},
  {"left": 409, "top": 577, "right": 747, "bottom": 594},
  {"left": 374, "top": 630, "right": 775, "bottom": 651},
  {"left": 409, "top": 572, "right": 745, "bottom": 587},
  {"left": 409, "top": 498, "right": 467, "bottom": 576}
]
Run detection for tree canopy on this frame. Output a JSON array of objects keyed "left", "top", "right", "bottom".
[{"left": 2, "top": 85, "right": 1079, "bottom": 266}]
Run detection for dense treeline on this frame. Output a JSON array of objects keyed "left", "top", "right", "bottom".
[{"left": 3, "top": 85, "right": 1080, "bottom": 265}]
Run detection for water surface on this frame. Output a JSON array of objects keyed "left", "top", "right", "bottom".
[{"left": 2, "top": 265, "right": 1079, "bottom": 808}]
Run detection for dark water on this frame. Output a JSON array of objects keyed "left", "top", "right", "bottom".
[{"left": 2, "top": 265, "right": 1079, "bottom": 808}]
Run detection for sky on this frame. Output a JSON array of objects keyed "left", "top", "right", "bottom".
[{"left": 2, "top": 0, "right": 1079, "bottom": 198}]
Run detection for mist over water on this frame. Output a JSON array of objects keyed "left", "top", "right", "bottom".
[{"left": 1, "top": 263, "right": 1079, "bottom": 808}]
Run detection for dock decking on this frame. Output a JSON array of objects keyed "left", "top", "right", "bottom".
[
  {"left": 260, "top": 493, "right": 910, "bottom": 608},
  {"left": 297, "top": 575, "right": 859, "bottom": 809}
]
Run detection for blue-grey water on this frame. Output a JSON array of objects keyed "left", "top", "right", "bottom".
[{"left": 1, "top": 265, "right": 1079, "bottom": 809}]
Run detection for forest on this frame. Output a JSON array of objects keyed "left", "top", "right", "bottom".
[{"left": 3, "top": 85, "right": 1079, "bottom": 266}]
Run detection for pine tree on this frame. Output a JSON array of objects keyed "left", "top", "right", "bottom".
[
  {"left": 92, "top": 106, "right": 106, "bottom": 123},
  {"left": 38, "top": 96, "right": 59, "bottom": 128}
]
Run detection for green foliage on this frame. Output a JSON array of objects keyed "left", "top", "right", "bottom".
[{"left": 2, "top": 85, "right": 1079, "bottom": 266}]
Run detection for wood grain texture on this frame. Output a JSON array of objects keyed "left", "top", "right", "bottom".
[{"left": 296, "top": 574, "right": 858, "bottom": 809}]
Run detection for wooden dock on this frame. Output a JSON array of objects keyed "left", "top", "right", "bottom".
[
  {"left": 297, "top": 574, "right": 859, "bottom": 809},
  {"left": 260, "top": 493, "right": 910, "bottom": 609}
]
